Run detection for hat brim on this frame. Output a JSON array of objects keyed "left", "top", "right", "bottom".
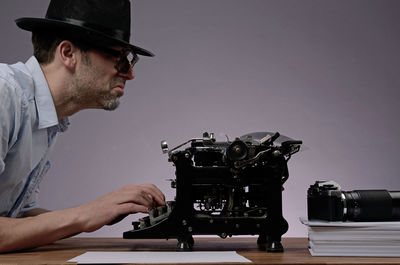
[{"left": 15, "top": 17, "right": 154, "bottom": 57}]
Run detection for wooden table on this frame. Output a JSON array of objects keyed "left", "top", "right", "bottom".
[{"left": 0, "top": 237, "right": 399, "bottom": 265}]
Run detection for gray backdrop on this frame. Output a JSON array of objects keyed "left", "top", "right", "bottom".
[{"left": 1, "top": 0, "right": 399, "bottom": 238}]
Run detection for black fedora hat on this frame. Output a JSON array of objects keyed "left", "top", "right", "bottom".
[{"left": 15, "top": 0, "right": 154, "bottom": 57}]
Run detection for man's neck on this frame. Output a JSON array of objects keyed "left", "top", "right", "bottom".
[{"left": 40, "top": 62, "right": 83, "bottom": 120}]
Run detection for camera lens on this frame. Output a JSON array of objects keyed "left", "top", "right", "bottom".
[{"left": 343, "top": 190, "right": 400, "bottom": 221}]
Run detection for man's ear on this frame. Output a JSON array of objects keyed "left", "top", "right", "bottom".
[{"left": 56, "top": 40, "right": 78, "bottom": 71}]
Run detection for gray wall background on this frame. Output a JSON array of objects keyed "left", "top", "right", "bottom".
[{"left": 1, "top": 0, "right": 399, "bottom": 238}]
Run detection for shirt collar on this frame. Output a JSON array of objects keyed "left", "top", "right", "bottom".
[{"left": 24, "top": 56, "right": 68, "bottom": 130}]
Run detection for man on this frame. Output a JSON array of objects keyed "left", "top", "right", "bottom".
[{"left": 0, "top": 0, "right": 165, "bottom": 252}]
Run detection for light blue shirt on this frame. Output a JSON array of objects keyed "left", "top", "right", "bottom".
[{"left": 0, "top": 56, "right": 69, "bottom": 217}]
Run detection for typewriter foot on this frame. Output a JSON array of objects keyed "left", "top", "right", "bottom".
[
  {"left": 257, "top": 234, "right": 267, "bottom": 250},
  {"left": 257, "top": 235, "right": 284, "bottom": 252},
  {"left": 266, "top": 241, "right": 284, "bottom": 252},
  {"left": 176, "top": 236, "right": 194, "bottom": 251}
]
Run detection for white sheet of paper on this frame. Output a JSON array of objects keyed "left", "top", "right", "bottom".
[{"left": 68, "top": 251, "right": 252, "bottom": 264}]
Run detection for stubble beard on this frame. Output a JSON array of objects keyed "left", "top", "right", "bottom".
[
  {"left": 72, "top": 52, "right": 122, "bottom": 111},
  {"left": 102, "top": 89, "right": 120, "bottom": 111}
]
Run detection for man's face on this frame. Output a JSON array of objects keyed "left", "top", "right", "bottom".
[{"left": 71, "top": 47, "right": 135, "bottom": 111}]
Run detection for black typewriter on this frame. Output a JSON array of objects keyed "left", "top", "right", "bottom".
[{"left": 123, "top": 132, "right": 302, "bottom": 252}]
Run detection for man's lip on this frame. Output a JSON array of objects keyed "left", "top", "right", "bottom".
[
  {"left": 116, "top": 84, "right": 125, "bottom": 89},
  {"left": 115, "top": 84, "right": 125, "bottom": 96}
]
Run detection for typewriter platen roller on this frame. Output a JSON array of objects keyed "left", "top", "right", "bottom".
[{"left": 123, "top": 132, "right": 302, "bottom": 252}]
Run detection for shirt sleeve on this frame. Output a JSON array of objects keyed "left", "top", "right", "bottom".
[
  {"left": 20, "top": 160, "right": 51, "bottom": 214},
  {"left": 0, "top": 74, "right": 22, "bottom": 175},
  {"left": 1, "top": 79, "right": 12, "bottom": 174},
  {"left": 20, "top": 186, "right": 40, "bottom": 214}
]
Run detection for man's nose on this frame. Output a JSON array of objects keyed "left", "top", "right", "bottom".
[{"left": 119, "top": 68, "right": 135, "bottom": 80}]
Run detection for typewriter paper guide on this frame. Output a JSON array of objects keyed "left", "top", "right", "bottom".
[
  {"left": 68, "top": 251, "right": 252, "bottom": 264},
  {"left": 241, "top": 132, "right": 307, "bottom": 151}
]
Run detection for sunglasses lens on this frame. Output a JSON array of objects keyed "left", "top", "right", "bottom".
[
  {"left": 127, "top": 52, "right": 135, "bottom": 62},
  {"left": 117, "top": 52, "right": 138, "bottom": 73}
]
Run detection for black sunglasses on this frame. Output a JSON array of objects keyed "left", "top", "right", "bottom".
[{"left": 94, "top": 46, "right": 139, "bottom": 74}]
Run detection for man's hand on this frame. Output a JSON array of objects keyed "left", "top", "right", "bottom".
[
  {"left": 0, "top": 184, "right": 165, "bottom": 253},
  {"left": 75, "top": 184, "right": 166, "bottom": 232}
]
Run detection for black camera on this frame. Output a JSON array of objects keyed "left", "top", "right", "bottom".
[{"left": 307, "top": 181, "right": 400, "bottom": 222}]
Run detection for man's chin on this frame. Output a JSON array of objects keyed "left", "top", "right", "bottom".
[{"left": 103, "top": 98, "right": 120, "bottom": 111}]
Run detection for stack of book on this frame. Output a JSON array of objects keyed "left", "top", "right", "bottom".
[{"left": 300, "top": 217, "right": 400, "bottom": 257}]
